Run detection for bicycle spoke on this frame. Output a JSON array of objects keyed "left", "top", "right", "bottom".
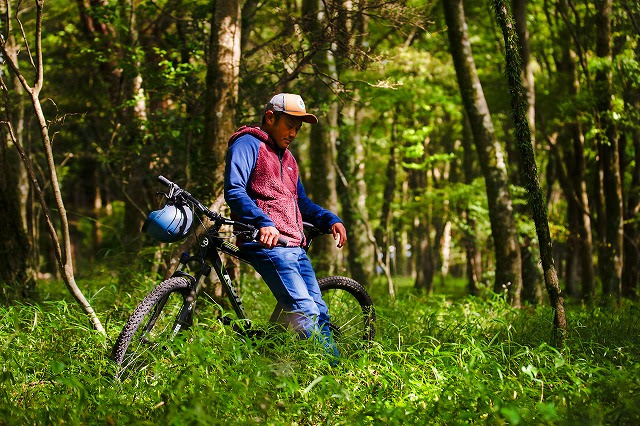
[{"left": 114, "top": 289, "right": 186, "bottom": 381}]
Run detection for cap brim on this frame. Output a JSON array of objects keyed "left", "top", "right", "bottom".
[{"left": 285, "top": 111, "right": 318, "bottom": 124}]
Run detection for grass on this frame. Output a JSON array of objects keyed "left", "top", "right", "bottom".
[{"left": 1, "top": 271, "right": 639, "bottom": 425}]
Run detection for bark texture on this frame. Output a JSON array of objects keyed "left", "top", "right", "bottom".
[
  {"left": 594, "top": 0, "right": 623, "bottom": 302},
  {"left": 204, "top": 0, "right": 242, "bottom": 199},
  {"left": 443, "top": 0, "right": 523, "bottom": 306},
  {"left": 302, "top": 0, "right": 341, "bottom": 274},
  {"left": 492, "top": 0, "right": 566, "bottom": 343},
  {"left": 334, "top": 1, "right": 374, "bottom": 285},
  {"left": 554, "top": 20, "right": 595, "bottom": 301},
  {"left": 0, "top": 8, "right": 35, "bottom": 301},
  {"left": 461, "top": 113, "right": 481, "bottom": 295}
]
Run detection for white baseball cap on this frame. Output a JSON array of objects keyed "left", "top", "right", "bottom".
[{"left": 264, "top": 93, "right": 318, "bottom": 124}]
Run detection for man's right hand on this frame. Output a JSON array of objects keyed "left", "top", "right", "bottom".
[{"left": 259, "top": 226, "right": 280, "bottom": 249}]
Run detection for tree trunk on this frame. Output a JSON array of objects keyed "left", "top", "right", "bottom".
[
  {"left": 410, "top": 135, "right": 435, "bottom": 293},
  {"left": 377, "top": 125, "right": 398, "bottom": 276},
  {"left": 553, "top": 8, "right": 595, "bottom": 301},
  {"left": 622, "top": 129, "right": 640, "bottom": 298},
  {"left": 1, "top": 125, "right": 35, "bottom": 302},
  {"left": 336, "top": 97, "right": 374, "bottom": 285},
  {"left": 204, "top": 0, "right": 242, "bottom": 199},
  {"left": 334, "top": 0, "right": 373, "bottom": 285},
  {"left": 461, "top": 113, "right": 481, "bottom": 295},
  {"left": 492, "top": 0, "right": 566, "bottom": 343},
  {"left": 594, "top": 0, "right": 624, "bottom": 302},
  {"left": 443, "top": 0, "right": 523, "bottom": 306},
  {"left": 302, "top": 0, "right": 341, "bottom": 275},
  {"left": 552, "top": 82, "right": 595, "bottom": 302},
  {"left": 621, "top": 43, "right": 640, "bottom": 298},
  {"left": 0, "top": 12, "right": 35, "bottom": 301},
  {"left": 511, "top": 0, "right": 534, "bottom": 139},
  {"left": 509, "top": 0, "right": 544, "bottom": 305}
]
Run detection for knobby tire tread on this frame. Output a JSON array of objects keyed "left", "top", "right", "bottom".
[
  {"left": 318, "top": 275, "right": 376, "bottom": 341},
  {"left": 111, "top": 276, "right": 191, "bottom": 366}
]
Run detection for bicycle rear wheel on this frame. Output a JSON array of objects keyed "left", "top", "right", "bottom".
[
  {"left": 111, "top": 276, "right": 192, "bottom": 380},
  {"left": 318, "top": 276, "right": 375, "bottom": 354}
]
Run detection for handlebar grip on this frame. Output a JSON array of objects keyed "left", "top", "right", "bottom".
[{"left": 158, "top": 175, "right": 172, "bottom": 187}]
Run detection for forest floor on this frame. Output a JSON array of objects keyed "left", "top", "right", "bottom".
[{"left": 1, "top": 268, "right": 639, "bottom": 425}]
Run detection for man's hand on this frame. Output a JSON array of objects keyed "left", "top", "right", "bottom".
[
  {"left": 259, "top": 226, "right": 281, "bottom": 249},
  {"left": 331, "top": 222, "right": 347, "bottom": 248}
]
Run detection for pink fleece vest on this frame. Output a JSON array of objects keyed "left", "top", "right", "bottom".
[{"left": 228, "top": 126, "right": 305, "bottom": 247}]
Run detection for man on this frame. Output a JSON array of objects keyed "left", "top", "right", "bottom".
[{"left": 224, "top": 93, "right": 347, "bottom": 359}]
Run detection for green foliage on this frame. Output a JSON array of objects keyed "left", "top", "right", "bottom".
[{"left": 1, "top": 277, "right": 639, "bottom": 424}]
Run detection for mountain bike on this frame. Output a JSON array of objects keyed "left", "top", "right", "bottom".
[{"left": 111, "top": 176, "right": 375, "bottom": 378}]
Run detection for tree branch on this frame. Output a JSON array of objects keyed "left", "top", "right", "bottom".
[
  {"left": 0, "top": 27, "right": 33, "bottom": 93},
  {"left": 33, "top": 0, "right": 43, "bottom": 93}
]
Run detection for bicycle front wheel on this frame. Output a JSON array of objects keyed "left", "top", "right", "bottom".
[
  {"left": 318, "top": 276, "right": 375, "bottom": 354},
  {"left": 111, "top": 276, "right": 192, "bottom": 379}
]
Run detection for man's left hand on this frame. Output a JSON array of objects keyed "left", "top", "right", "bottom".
[{"left": 331, "top": 222, "right": 347, "bottom": 248}]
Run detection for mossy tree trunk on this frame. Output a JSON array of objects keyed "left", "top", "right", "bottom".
[{"left": 492, "top": 0, "right": 566, "bottom": 343}]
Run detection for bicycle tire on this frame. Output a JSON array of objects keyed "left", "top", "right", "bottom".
[
  {"left": 318, "top": 276, "right": 375, "bottom": 353},
  {"left": 111, "top": 276, "right": 192, "bottom": 377}
]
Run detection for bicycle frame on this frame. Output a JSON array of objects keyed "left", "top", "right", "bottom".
[
  {"left": 170, "top": 225, "right": 255, "bottom": 327},
  {"left": 151, "top": 175, "right": 326, "bottom": 334}
]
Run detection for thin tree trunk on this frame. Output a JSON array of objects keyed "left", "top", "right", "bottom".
[
  {"left": 302, "top": 0, "right": 340, "bottom": 274},
  {"left": 377, "top": 123, "right": 398, "bottom": 275},
  {"left": 511, "top": 0, "right": 535, "bottom": 139},
  {"left": 204, "top": 0, "right": 242, "bottom": 199},
  {"left": 622, "top": 43, "right": 640, "bottom": 298},
  {"left": 554, "top": 11, "right": 595, "bottom": 301},
  {"left": 0, "top": 6, "right": 35, "bottom": 300},
  {"left": 492, "top": 0, "right": 566, "bottom": 344},
  {"left": 594, "top": 0, "right": 624, "bottom": 302},
  {"left": 334, "top": 0, "right": 373, "bottom": 285},
  {"left": 336, "top": 97, "right": 374, "bottom": 285},
  {"left": 0, "top": 1, "right": 104, "bottom": 333},
  {"left": 622, "top": 129, "right": 640, "bottom": 298},
  {"left": 410, "top": 135, "right": 435, "bottom": 293},
  {"left": 443, "top": 0, "right": 523, "bottom": 306},
  {"left": 461, "top": 113, "right": 481, "bottom": 295}
]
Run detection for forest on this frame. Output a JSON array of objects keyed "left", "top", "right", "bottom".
[{"left": 1, "top": 0, "right": 639, "bottom": 424}]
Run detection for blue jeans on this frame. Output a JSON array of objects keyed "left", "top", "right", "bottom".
[{"left": 243, "top": 243, "right": 339, "bottom": 359}]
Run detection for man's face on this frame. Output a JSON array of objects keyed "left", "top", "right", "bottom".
[{"left": 263, "top": 111, "right": 303, "bottom": 150}]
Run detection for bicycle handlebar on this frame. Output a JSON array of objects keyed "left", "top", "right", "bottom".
[{"left": 157, "top": 175, "right": 288, "bottom": 247}]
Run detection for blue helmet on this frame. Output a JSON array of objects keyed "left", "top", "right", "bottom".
[{"left": 142, "top": 202, "right": 194, "bottom": 243}]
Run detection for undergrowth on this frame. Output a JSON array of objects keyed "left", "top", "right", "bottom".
[{"left": 1, "top": 272, "right": 639, "bottom": 425}]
